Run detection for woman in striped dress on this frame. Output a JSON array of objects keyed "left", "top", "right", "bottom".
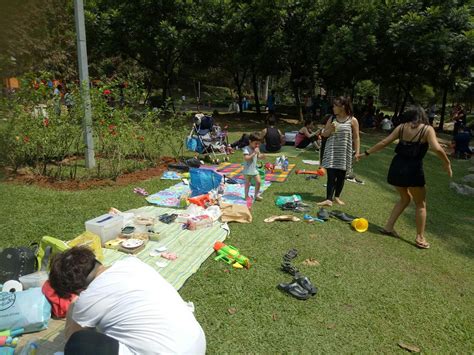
[{"left": 317, "top": 96, "right": 360, "bottom": 207}]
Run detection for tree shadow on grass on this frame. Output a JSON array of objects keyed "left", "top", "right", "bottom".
[{"left": 367, "top": 220, "right": 418, "bottom": 249}]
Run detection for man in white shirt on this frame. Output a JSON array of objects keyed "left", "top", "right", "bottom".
[
  {"left": 381, "top": 116, "right": 394, "bottom": 132},
  {"left": 49, "top": 247, "right": 206, "bottom": 355}
]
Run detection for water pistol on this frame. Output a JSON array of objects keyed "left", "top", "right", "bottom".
[
  {"left": 213, "top": 241, "right": 250, "bottom": 269},
  {"left": 295, "top": 168, "right": 325, "bottom": 176}
]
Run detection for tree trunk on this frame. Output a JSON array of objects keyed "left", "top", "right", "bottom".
[
  {"left": 251, "top": 70, "right": 261, "bottom": 115},
  {"left": 438, "top": 84, "right": 449, "bottom": 131},
  {"left": 393, "top": 85, "right": 401, "bottom": 117},
  {"left": 264, "top": 76, "right": 270, "bottom": 100},
  {"left": 291, "top": 75, "right": 302, "bottom": 121},
  {"left": 399, "top": 87, "right": 411, "bottom": 115},
  {"left": 233, "top": 71, "right": 247, "bottom": 114}
]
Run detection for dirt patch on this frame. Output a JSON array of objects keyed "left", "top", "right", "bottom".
[{"left": 2, "top": 157, "right": 175, "bottom": 191}]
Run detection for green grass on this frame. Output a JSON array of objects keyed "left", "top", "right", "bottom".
[{"left": 1, "top": 127, "right": 473, "bottom": 353}]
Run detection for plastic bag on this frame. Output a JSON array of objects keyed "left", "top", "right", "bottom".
[
  {"left": 68, "top": 231, "right": 104, "bottom": 263},
  {"left": 275, "top": 195, "right": 302, "bottom": 207},
  {"left": 0, "top": 287, "right": 51, "bottom": 333},
  {"left": 189, "top": 168, "right": 222, "bottom": 197}
]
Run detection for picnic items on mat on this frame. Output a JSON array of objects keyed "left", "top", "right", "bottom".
[{"left": 217, "top": 162, "right": 295, "bottom": 182}]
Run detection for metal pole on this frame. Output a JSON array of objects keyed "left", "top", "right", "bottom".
[{"left": 74, "top": 0, "right": 95, "bottom": 168}]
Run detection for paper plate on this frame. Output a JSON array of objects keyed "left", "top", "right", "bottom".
[{"left": 121, "top": 239, "right": 144, "bottom": 249}]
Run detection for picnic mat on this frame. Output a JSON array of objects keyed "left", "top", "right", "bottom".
[
  {"left": 18, "top": 205, "right": 228, "bottom": 354},
  {"left": 263, "top": 145, "right": 303, "bottom": 157},
  {"left": 146, "top": 181, "right": 271, "bottom": 207},
  {"left": 217, "top": 162, "right": 296, "bottom": 182}
]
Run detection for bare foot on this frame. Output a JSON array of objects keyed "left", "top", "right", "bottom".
[
  {"left": 334, "top": 197, "right": 345, "bottom": 205},
  {"left": 316, "top": 200, "right": 333, "bottom": 207}
]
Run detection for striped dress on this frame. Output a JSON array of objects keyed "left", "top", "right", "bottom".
[{"left": 322, "top": 116, "right": 353, "bottom": 171}]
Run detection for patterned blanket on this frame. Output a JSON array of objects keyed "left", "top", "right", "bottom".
[{"left": 217, "top": 162, "right": 295, "bottom": 183}]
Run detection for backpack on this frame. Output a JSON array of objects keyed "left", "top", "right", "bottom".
[{"left": 0, "top": 246, "right": 38, "bottom": 284}]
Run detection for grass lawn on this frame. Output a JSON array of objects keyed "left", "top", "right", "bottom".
[{"left": 1, "top": 124, "right": 473, "bottom": 353}]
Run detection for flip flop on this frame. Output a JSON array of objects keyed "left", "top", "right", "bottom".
[
  {"left": 294, "top": 276, "right": 318, "bottom": 296},
  {"left": 330, "top": 210, "right": 356, "bottom": 223},
  {"left": 317, "top": 208, "right": 330, "bottom": 221},
  {"left": 281, "top": 262, "right": 300, "bottom": 276},
  {"left": 379, "top": 228, "right": 400, "bottom": 238},
  {"left": 416, "top": 240, "right": 430, "bottom": 249},
  {"left": 283, "top": 248, "right": 298, "bottom": 261},
  {"left": 264, "top": 215, "right": 301, "bottom": 223},
  {"left": 277, "top": 282, "right": 311, "bottom": 300}
]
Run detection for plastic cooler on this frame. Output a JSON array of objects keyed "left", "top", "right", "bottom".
[{"left": 85, "top": 214, "right": 123, "bottom": 245}]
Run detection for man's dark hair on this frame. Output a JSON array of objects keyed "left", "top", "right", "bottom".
[
  {"left": 249, "top": 132, "right": 262, "bottom": 142},
  {"left": 49, "top": 246, "right": 97, "bottom": 298},
  {"left": 268, "top": 115, "right": 277, "bottom": 126}
]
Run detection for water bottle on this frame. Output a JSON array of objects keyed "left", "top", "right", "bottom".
[{"left": 283, "top": 158, "right": 289, "bottom": 172}]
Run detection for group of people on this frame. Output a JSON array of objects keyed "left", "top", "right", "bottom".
[{"left": 314, "top": 97, "right": 452, "bottom": 250}]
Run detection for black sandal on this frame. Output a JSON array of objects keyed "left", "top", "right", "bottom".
[
  {"left": 294, "top": 276, "right": 318, "bottom": 296},
  {"left": 283, "top": 248, "right": 298, "bottom": 261},
  {"left": 281, "top": 262, "right": 300, "bottom": 276},
  {"left": 277, "top": 282, "right": 311, "bottom": 300}
]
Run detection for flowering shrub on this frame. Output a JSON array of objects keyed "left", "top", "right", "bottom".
[{"left": 0, "top": 74, "right": 188, "bottom": 180}]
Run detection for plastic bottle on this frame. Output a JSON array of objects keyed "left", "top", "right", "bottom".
[{"left": 282, "top": 158, "right": 289, "bottom": 172}]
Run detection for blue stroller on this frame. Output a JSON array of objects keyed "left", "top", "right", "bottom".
[{"left": 186, "top": 114, "right": 229, "bottom": 163}]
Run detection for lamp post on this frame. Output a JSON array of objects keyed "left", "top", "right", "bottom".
[{"left": 74, "top": 0, "right": 95, "bottom": 168}]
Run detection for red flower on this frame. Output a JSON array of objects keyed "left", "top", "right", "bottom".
[
  {"left": 23, "top": 136, "right": 30, "bottom": 143},
  {"left": 108, "top": 124, "right": 116, "bottom": 132},
  {"left": 43, "top": 118, "right": 49, "bottom": 127},
  {"left": 103, "top": 89, "right": 111, "bottom": 95}
]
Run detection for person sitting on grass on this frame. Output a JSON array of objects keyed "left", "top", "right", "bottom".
[
  {"left": 243, "top": 132, "right": 265, "bottom": 203},
  {"left": 452, "top": 125, "right": 472, "bottom": 159},
  {"left": 49, "top": 246, "right": 206, "bottom": 355},
  {"left": 295, "top": 119, "right": 321, "bottom": 149},
  {"left": 260, "top": 115, "right": 285, "bottom": 153}
]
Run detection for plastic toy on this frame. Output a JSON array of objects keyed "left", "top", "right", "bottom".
[
  {"left": 295, "top": 168, "right": 325, "bottom": 176},
  {"left": 213, "top": 241, "right": 250, "bottom": 269},
  {"left": 188, "top": 194, "right": 211, "bottom": 207},
  {"left": 0, "top": 336, "right": 18, "bottom": 347}
]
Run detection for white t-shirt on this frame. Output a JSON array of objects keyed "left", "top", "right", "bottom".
[
  {"left": 381, "top": 118, "right": 393, "bottom": 131},
  {"left": 73, "top": 257, "right": 206, "bottom": 355}
]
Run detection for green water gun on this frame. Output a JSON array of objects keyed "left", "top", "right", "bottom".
[{"left": 213, "top": 242, "right": 250, "bottom": 269}]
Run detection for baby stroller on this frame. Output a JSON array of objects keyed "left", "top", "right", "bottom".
[{"left": 186, "top": 113, "right": 230, "bottom": 163}]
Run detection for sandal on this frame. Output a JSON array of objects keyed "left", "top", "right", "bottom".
[
  {"left": 283, "top": 248, "right": 298, "bottom": 260},
  {"left": 317, "top": 208, "right": 330, "bottom": 221},
  {"left": 379, "top": 228, "right": 400, "bottom": 238},
  {"left": 294, "top": 276, "right": 318, "bottom": 296},
  {"left": 281, "top": 262, "right": 300, "bottom": 276},
  {"left": 264, "top": 215, "right": 301, "bottom": 223},
  {"left": 415, "top": 239, "right": 430, "bottom": 249},
  {"left": 330, "top": 210, "right": 356, "bottom": 223},
  {"left": 277, "top": 281, "right": 311, "bottom": 300}
]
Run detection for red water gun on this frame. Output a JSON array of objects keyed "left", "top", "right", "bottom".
[{"left": 295, "top": 168, "right": 326, "bottom": 176}]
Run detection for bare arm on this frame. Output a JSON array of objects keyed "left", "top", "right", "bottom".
[
  {"left": 351, "top": 117, "right": 360, "bottom": 156},
  {"left": 279, "top": 130, "right": 286, "bottom": 145},
  {"left": 426, "top": 126, "right": 452, "bottom": 177},
  {"left": 357, "top": 125, "right": 402, "bottom": 158}
]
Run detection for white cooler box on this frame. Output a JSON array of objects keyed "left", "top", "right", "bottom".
[
  {"left": 85, "top": 214, "right": 123, "bottom": 245},
  {"left": 284, "top": 131, "right": 298, "bottom": 145}
]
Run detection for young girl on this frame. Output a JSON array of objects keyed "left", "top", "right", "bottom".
[
  {"left": 295, "top": 119, "right": 321, "bottom": 149},
  {"left": 242, "top": 132, "right": 265, "bottom": 203}
]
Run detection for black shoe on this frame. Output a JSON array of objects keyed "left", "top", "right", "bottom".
[
  {"left": 317, "top": 208, "right": 330, "bottom": 221},
  {"left": 281, "top": 262, "right": 300, "bottom": 276},
  {"left": 330, "top": 210, "right": 356, "bottom": 223},
  {"left": 283, "top": 248, "right": 298, "bottom": 261},
  {"left": 294, "top": 276, "right": 318, "bottom": 296},
  {"left": 277, "top": 282, "right": 311, "bottom": 300}
]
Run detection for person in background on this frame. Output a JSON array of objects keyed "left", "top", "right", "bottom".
[
  {"left": 48, "top": 247, "right": 206, "bottom": 355},
  {"left": 318, "top": 96, "right": 360, "bottom": 206},
  {"left": 381, "top": 115, "right": 394, "bottom": 132},
  {"left": 452, "top": 126, "right": 472, "bottom": 159},
  {"left": 266, "top": 90, "right": 276, "bottom": 114},
  {"left": 295, "top": 119, "right": 321, "bottom": 149},
  {"left": 427, "top": 103, "right": 436, "bottom": 126},
  {"left": 358, "top": 105, "right": 452, "bottom": 249},
  {"left": 260, "top": 115, "right": 285, "bottom": 153}
]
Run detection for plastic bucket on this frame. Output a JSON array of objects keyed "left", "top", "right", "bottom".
[{"left": 351, "top": 218, "right": 368, "bottom": 233}]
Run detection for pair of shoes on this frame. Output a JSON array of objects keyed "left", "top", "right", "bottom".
[
  {"left": 159, "top": 214, "right": 177, "bottom": 224},
  {"left": 330, "top": 210, "right": 356, "bottom": 223},
  {"left": 281, "top": 261, "right": 300, "bottom": 276},
  {"left": 264, "top": 215, "right": 301, "bottom": 223},
  {"left": 317, "top": 208, "right": 330, "bottom": 221},
  {"left": 280, "top": 202, "right": 310, "bottom": 213},
  {"left": 277, "top": 276, "right": 318, "bottom": 300},
  {"left": 379, "top": 228, "right": 400, "bottom": 238}
]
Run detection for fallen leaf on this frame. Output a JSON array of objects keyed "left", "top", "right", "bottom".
[
  {"left": 334, "top": 273, "right": 341, "bottom": 278},
  {"left": 223, "top": 269, "right": 230, "bottom": 273},
  {"left": 398, "top": 342, "right": 420, "bottom": 353},
  {"left": 309, "top": 234, "right": 317, "bottom": 240},
  {"left": 326, "top": 323, "right": 336, "bottom": 329},
  {"left": 272, "top": 313, "right": 278, "bottom": 321},
  {"left": 227, "top": 307, "right": 237, "bottom": 315},
  {"left": 342, "top": 303, "right": 353, "bottom": 310},
  {"left": 302, "top": 258, "right": 320, "bottom": 267}
]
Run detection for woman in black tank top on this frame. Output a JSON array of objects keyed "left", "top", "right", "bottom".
[{"left": 357, "top": 106, "right": 452, "bottom": 250}]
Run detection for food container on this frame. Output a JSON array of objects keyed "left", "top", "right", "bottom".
[{"left": 85, "top": 214, "right": 124, "bottom": 245}]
